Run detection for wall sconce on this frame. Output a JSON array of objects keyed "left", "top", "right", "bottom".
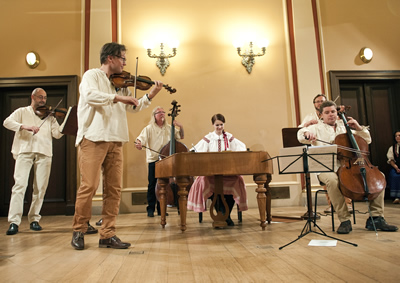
[
  {"left": 234, "top": 40, "right": 269, "bottom": 73},
  {"left": 144, "top": 41, "right": 179, "bottom": 76},
  {"left": 359, "top": 47, "right": 373, "bottom": 63},
  {"left": 26, "top": 51, "right": 40, "bottom": 68}
]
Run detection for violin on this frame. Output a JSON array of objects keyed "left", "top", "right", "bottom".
[
  {"left": 110, "top": 70, "right": 176, "bottom": 94},
  {"left": 335, "top": 110, "right": 385, "bottom": 201},
  {"left": 35, "top": 105, "right": 68, "bottom": 120}
]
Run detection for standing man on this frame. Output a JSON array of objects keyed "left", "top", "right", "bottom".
[
  {"left": 135, "top": 106, "right": 184, "bottom": 217},
  {"left": 299, "top": 94, "right": 326, "bottom": 127},
  {"left": 3, "top": 88, "right": 64, "bottom": 235},
  {"left": 298, "top": 100, "right": 398, "bottom": 234},
  {"left": 71, "top": 42, "right": 163, "bottom": 250}
]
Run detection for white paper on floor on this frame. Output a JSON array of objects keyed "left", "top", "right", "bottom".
[{"left": 308, "top": 239, "right": 337, "bottom": 246}]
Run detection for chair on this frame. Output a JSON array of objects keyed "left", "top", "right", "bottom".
[{"left": 314, "top": 188, "right": 356, "bottom": 231}]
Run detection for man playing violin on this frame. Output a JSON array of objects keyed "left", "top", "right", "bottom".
[
  {"left": 298, "top": 100, "right": 398, "bottom": 234},
  {"left": 299, "top": 93, "right": 326, "bottom": 127},
  {"left": 71, "top": 42, "right": 163, "bottom": 250},
  {"left": 3, "top": 88, "right": 64, "bottom": 235},
  {"left": 135, "top": 106, "right": 184, "bottom": 217}
]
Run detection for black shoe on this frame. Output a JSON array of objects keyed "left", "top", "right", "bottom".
[
  {"left": 95, "top": 218, "right": 102, "bottom": 226},
  {"left": 71, "top": 231, "right": 84, "bottom": 250},
  {"left": 226, "top": 216, "right": 235, "bottom": 226},
  {"left": 337, "top": 220, "right": 352, "bottom": 234},
  {"left": 147, "top": 210, "right": 154, "bottom": 217},
  {"left": 85, "top": 222, "right": 98, "bottom": 234},
  {"left": 30, "top": 221, "right": 42, "bottom": 231},
  {"left": 157, "top": 212, "right": 169, "bottom": 216},
  {"left": 99, "top": 236, "right": 131, "bottom": 249},
  {"left": 365, "top": 217, "right": 398, "bottom": 232},
  {"left": 6, "top": 223, "right": 19, "bottom": 235}
]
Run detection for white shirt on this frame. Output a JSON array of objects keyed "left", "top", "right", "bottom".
[
  {"left": 299, "top": 111, "right": 321, "bottom": 127},
  {"left": 3, "top": 106, "right": 63, "bottom": 158},
  {"left": 76, "top": 68, "right": 151, "bottom": 146},
  {"left": 387, "top": 144, "right": 400, "bottom": 164},
  {"left": 136, "top": 123, "right": 181, "bottom": 163},
  {"left": 192, "top": 131, "right": 246, "bottom": 152}
]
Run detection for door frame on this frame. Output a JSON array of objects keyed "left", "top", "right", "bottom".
[
  {"left": 0, "top": 75, "right": 78, "bottom": 215},
  {"left": 329, "top": 70, "right": 400, "bottom": 130}
]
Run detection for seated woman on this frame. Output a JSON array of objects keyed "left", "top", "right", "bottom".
[
  {"left": 387, "top": 130, "right": 400, "bottom": 204},
  {"left": 187, "top": 113, "right": 248, "bottom": 226}
]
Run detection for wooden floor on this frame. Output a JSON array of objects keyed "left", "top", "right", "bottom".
[{"left": 1, "top": 202, "right": 400, "bottom": 283}]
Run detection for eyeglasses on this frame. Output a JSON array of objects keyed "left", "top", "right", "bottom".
[
  {"left": 155, "top": 111, "right": 165, "bottom": 115},
  {"left": 115, "top": 55, "right": 127, "bottom": 62},
  {"left": 314, "top": 100, "right": 325, "bottom": 103},
  {"left": 34, "top": 95, "right": 47, "bottom": 100}
]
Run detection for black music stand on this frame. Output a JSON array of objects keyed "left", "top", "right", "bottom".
[{"left": 276, "top": 145, "right": 358, "bottom": 249}]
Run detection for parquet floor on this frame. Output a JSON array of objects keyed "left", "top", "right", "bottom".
[{"left": 1, "top": 201, "right": 400, "bottom": 282}]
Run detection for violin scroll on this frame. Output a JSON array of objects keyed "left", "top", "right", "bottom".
[{"left": 336, "top": 105, "right": 351, "bottom": 114}]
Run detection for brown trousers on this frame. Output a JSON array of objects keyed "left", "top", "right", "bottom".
[{"left": 73, "top": 138, "right": 123, "bottom": 239}]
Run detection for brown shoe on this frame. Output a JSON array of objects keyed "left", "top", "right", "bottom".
[
  {"left": 337, "top": 220, "right": 352, "bottom": 234},
  {"left": 366, "top": 217, "right": 398, "bottom": 232},
  {"left": 99, "top": 236, "right": 131, "bottom": 249},
  {"left": 84, "top": 222, "right": 98, "bottom": 235},
  {"left": 71, "top": 231, "right": 84, "bottom": 250}
]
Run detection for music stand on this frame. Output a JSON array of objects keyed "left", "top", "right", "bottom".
[{"left": 276, "top": 145, "right": 358, "bottom": 249}]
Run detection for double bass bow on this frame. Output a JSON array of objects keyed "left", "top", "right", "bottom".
[{"left": 335, "top": 109, "right": 386, "bottom": 201}]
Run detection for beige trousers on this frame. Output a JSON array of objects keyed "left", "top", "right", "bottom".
[
  {"left": 318, "top": 172, "right": 384, "bottom": 223},
  {"left": 8, "top": 152, "right": 52, "bottom": 225},
  {"left": 72, "top": 138, "right": 123, "bottom": 239}
]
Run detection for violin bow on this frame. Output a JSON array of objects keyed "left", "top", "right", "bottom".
[
  {"left": 313, "top": 138, "right": 369, "bottom": 156},
  {"left": 134, "top": 57, "right": 139, "bottom": 99},
  {"left": 34, "top": 98, "right": 63, "bottom": 135}
]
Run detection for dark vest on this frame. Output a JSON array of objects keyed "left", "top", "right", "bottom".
[{"left": 393, "top": 144, "right": 400, "bottom": 165}]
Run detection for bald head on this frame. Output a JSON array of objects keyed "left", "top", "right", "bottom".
[{"left": 31, "top": 88, "right": 47, "bottom": 109}]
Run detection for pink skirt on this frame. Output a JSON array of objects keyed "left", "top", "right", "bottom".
[{"left": 187, "top": 175, "right": 248, "bottom": 212}]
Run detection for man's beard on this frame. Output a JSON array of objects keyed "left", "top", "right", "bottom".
[{"left": 34, "top": 101, "right": 45, "bottom": 109}]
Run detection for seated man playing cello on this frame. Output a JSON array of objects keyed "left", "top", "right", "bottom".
[{"left": 297, "top": 100, "right": 398, "bottom": 234}]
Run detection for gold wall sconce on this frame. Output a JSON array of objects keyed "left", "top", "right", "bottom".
[
  {"left": 359, "top": 47, "right": 373, "bottom": 63},
  {"left": 26, "top": 51, "right": 40, "bottom": 68},
  {"left": 234, "top": 40, "right": 269, "bottom": 73},
  {"left": 144, "top": 41, "right": 179, "bottom": 76}
]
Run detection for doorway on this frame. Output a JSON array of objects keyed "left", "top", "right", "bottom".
[
  {"left": 329, "top": 71, "right": 400, "bottom": 198},
  {"left": 0, "top": 76, "right": 78, "bottom": 216}
]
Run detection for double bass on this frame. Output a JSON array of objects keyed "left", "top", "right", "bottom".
[
  {"left": 335, "top": 110, "right": 386, "bottom": 201},
  {"left": 155, "top": 100, "right": 192, "bottom": 208}
]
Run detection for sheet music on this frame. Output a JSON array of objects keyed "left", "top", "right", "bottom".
[
  {"left": 278, "top": 145, "right": 336, "bottom": 174},
  {"left": 307, "top": 145, "right": 337, "bottom": 172},
  {"left": 60, "top": 105, "right": 78, "bottom": 136},
  {"left": 278, "top": 145, "right": 307, "bottom": 173}
]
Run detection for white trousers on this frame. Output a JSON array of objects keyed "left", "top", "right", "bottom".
[{"left": 8, "top": 152, "right": 52, "bottom": 225}]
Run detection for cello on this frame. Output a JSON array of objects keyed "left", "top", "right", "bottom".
[
  {"left": 155, "top": 100, "right": 192, "bottom": 209},
  {"left": 335, "top": 110, "right": 386, "bottom": 201}
]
